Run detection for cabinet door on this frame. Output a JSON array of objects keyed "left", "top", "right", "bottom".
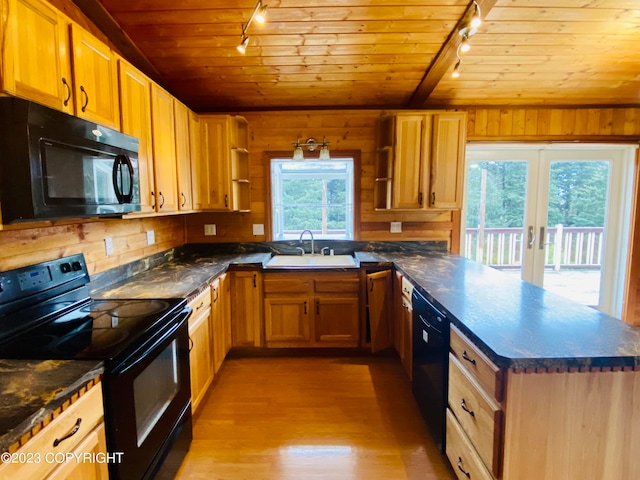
[
  {"left": 150, "top": 84, "right": 179, "bottom": 212},
  {"left": 264, "top": 297, "right": 311, "bottom": 345},
  {"left": 69, "top": 24, "right": 119, "bottom": 129},
  {"left": 45, "top": 423, "right": 109, "bottom": 480},
  {"left": 188, "top": 304, "right": 213, "bottom": 413},
  {"left": 392, "top": 114, "right": 430, "bottom": 209},
  {"left": 429, "top": 112, "right": 467, "bottom": 209},
  {"left": 219, "top": 272, "right": 232, "bottom": 355},
  {"left": 2, "top": 0, "right": 73, "bottom": 114},
  {"left": 401, "top": 297, "right": 413, "bottom": 380},
  {"left": 118, "top": 60, "right": 155, "bottom": 213},
  {"left": 211, "top": 278, "right": 225, "bottom": 374},
  {"left": 189, "top": 111, "right": 203, "bottom": 210},
  {"left": 314, "top": 296, "right": 360, "bottom": 346},
  {"left": 231, "top": 271, "right": 262, "bottom": 347},
  {"left": 200, "top": 116, "right": 232, "bottom": 211},
  {"left": 174, "top": 100, "right": 193, "bottom": 211},
  {"left": 367, "top": 270, "right": 392, "bottom": 352}
]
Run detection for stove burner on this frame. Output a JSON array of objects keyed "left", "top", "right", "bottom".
[{"left": 109, "top": 300, "right": 170, "bottom": 318}]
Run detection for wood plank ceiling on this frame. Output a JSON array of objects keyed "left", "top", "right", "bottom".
[{"left": 79, "top": 0, "right": 640, "bottom": 111}]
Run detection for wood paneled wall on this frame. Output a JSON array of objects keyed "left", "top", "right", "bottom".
[
  {"left": 0, "top": 216, "right": 185, "bottom": 274},
  {"left": 185, "top": 110, "right": 456, "bottom": 246}
]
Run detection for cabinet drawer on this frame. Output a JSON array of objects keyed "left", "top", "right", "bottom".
[
  {"left": 0, "top": 383, "right": 104, "bottom": 480},
  {"left": 449, "top": 354, "right": 502, "bottom": 477},
  {"left": 188, "top": 287, "right": 212, "bottom": 314},
  {"left": 263, "top": 274, "right": 311, "bottom": 295},
  {"left": 446, "top": 409, "right": 495, "bottom": 480},
  {"left": 450, "top": 324, "right": 504, "bottom": 402},
  {"left": 314, "top": 274, "right": 359, "bottom": 294}
]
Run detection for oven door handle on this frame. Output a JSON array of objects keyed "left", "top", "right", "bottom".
[{"left": 111, "top": 308, "right": 191, "bottom": 377}]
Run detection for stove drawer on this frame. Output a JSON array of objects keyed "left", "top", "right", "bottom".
[{"left": 0, "top": 382, "right": 104, "bottom": 480}]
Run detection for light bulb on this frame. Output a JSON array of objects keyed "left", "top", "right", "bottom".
[
  {"left": 460, "top": 37, "right": 470, "bottom": 53},
  {"left": 451, "top": 61, "right": 461, "bottom": 78},
  {"left": 255, "top": 6, "right": 267, "bottom": 23},
  {"left": 237, "top": 36, "right": 249, "bottom": 54}
]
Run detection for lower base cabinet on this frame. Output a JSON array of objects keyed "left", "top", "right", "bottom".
[
  {"left": 231, "top": 270, "right": 263, "bottom": 347},
  {"left": 0, "top": 382, "right": 107, "bottom": 480},
  {"left": 187, "top": 288, "right": 213, "bottom": 413},
  {"left": 263, "top": 271, "right": 360, "bottom": 348}
]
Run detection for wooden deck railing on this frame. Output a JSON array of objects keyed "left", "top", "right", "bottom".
[{"left": 465, "top": 226, "right": 604, "bottom": 270}]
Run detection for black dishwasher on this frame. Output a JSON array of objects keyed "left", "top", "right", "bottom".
[{"left": 412, "top": 289, "right": 449, "bottom": 453}]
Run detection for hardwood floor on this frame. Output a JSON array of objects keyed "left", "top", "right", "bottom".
[{"left": 176, "top": 355, "right": 456, "bottom": 480}]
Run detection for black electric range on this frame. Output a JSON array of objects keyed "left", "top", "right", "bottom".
[{"left": 0, "top": 254, "right": 193, "bottom": 480}]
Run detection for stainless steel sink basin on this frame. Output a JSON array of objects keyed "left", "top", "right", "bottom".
[{"left": 265, "top": 254, "right": 358, "bottom": 269}]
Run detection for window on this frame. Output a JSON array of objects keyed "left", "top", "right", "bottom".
[{"left": 271, "top": 159, "right": 354, "bottom": 240}]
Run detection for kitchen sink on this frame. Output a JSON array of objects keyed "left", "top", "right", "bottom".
[{"left": 265, "top": 254, "right": 358, "bottom": 269}]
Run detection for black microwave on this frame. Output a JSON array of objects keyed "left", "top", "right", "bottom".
[{"left": 0, "top": 98, "right": 140, "bottom": 223}]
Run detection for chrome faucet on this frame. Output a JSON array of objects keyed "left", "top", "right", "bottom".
[{"left": 299, "top": 229, "right": 315, "bottom": 255}]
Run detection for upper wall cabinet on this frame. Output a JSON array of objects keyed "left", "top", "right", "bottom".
[
  {"left": 1, "top": 0, "right": 73, "bottom": 114},
  {"left": 199, "top": 115, "right": 251, "bottom": 212},
  {"left": 150, "top": 84, "right": 179, "bottom": 213},
  {"left": 69, "top": 24, "right": 120, "bottom": 129},
  {"left": 174, "top": 100, "right": 194, "bottom": 212},
  {"left": 1, "top": 0, "right": 120, "bottom": 129},
  {"left": 118, "top": 59, "right": 155, "bottom": 213},
  {"left": 375, "top": 111, "right": 466, "bottom": 211}
]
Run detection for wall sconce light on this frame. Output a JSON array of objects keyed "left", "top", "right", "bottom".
[
  {"left": 237, "top": 0, "right": 268, "bottom": 54},
  {"left": 292, "top": 137, "right": 331, "bottom": 161}
]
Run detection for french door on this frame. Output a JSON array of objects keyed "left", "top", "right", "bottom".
[{"left": 462, "top": 144, "right": 636, "bottom": 316}]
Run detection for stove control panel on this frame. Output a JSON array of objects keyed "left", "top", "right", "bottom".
[{"left": 0, "top": 254, "right": 89, "bottom": 308}]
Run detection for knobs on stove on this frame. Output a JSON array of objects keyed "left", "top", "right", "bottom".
[
  {"left": 60, "top": 263, "right": 72, "bottom": 273},
  {"left": 71, "top": 261, "right": 82, "bottom": 272}
]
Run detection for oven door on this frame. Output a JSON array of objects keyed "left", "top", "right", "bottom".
[{"left": 103, "top": 309, "right": 192, "bottom": 480}]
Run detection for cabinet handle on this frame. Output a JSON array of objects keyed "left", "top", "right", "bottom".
[
  {"left": 304, "top": 301, "right": 307, "bottom": 314},
  {"left": 159, "top": 192, "right": 165, "bottom": 208},
  {"left": 462, "top": 350, "right": 477, "bottom": 365},
  {"left": 62, "top": 78, "right": 71, "bottom": 106},
  {"left": 457, "top": 457, "right": 471, "bottom": 478},
  {"left": 151, "top": 191, "right": 156, "bottom": 209},
  {"left": 196, "top": 301, "right": 204, "bottom": 311},
  {"left": 188, "top": 336, "right": 194, "bottom": 352},
  {"left": 253, "top": 274, "right": 257, "bottom": 287},
  {"left": 316, "top": 300, "right": 320, "bottom": 315},
  {"left": 418, "top": 192, "right": 423, "bottom": 206},
  {"left": 181, "top": 192, "right": 186, "bottom": 207},
  {"left": 224, "top": 194, "right": 229, "bottom": 208},
  {"left": 213, "top": 287, "right": 218, "bottom": 303},
  {"left": 369, "top": 278, "right": 374, "bottom": 291},
  {"left": 460, "top": 398, "right": 475, "bottom": 417},
  {"left": 53, "top": 418, "right": 82, "bottom": 447},
  {"left": 80, "top": 86, "right": 89, "bottom": 112}
]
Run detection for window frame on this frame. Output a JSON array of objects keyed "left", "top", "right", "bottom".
[{"left": 265, "top": 150, "right": 361, "bottom": 241}]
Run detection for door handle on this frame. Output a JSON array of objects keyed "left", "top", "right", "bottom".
[
  {"left": 527, "top": 226, "right": 536, "bottom": 249},
  {"left": 539, "top": 226, "right": 553, "bottom": 250}
]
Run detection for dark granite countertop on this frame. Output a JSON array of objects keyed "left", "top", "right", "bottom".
[
  {"left": 91, "top": 252, "right": 271, "bottom": 300},
  {"left": 0, "top": 359, "right": 104, "bottom": 453},
  {"left": 356, "top": 251, "right": 640, "bottom": 369}
]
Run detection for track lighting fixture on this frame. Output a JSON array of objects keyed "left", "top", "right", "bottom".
[
  {"left": 451, "top": 46, "right": 462, "bottom": 78},
  {"left": 470, "top": 1, "right": 482, "bottom": 29},
  {"left": 460, "top": 31, "right": 471, "bottom": 52},
  {"left": 237, "top": 0, "right": 268, "bottom": 54},
  {"left": 291, "top": 137, "right": 331, "bottom": 161}
]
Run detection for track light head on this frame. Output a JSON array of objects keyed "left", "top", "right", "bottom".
[
  {"left": 237, "top": 36, "right": 250, "bottom": 54},
  {"left": 255, "top": 4, "right": 268, "bottom": 23},
  {"left": 470, "top": 1, "right": 482, "bottom": 29}
]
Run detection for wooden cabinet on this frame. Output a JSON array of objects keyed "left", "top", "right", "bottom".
[
  {"left": 69, "top": 24, "right": 120, "bottom": 129},
  {"left": 0, "top": 382, "right": 107, "bottom": 480},
  {"left": 1, "top": 0, "right": 119, "bottom": 128},
  {"left": 211, "top": 275, "right": 230, "bottom": 374},
  {"left": 199, "top": 115, "right": 251, "bottom": 212},
  {"left": 394, "top": 270, "right": 413, "bottom": 379},
  {"left": 187, "top": 288, "right": 213, "bottom": 413},
  {"left": 1, "top": 0, "right": 73, "bottom": 114},
  {"left": 174, "top": 100, "right": 193, "bottom": 212},
  {"left": 374, "top": 111, "right": 466, "bottom": 210},
  {"left": 262, "top": 271, "right": 360, "bottom": 348},
  {"left": 118, "top": 60, "right": 155, "bottom": 213},
  {"left": 150, "top": 84, "right": 179, "bottom": 213},
  {"left": 189, "top": 111, "right": 204, "bottom": 210},
  {"left": 447, "top": 325, "right": 503, "bottom": 480},
  {"left": 366, "top": 270, "right": 392, "bottom": 352},
  {"left": 231, "top": 270, "right": 263, "bottom": 347}
]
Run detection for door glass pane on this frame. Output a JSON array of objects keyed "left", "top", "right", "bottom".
[
  {"left": 133, "top": 339, "right": 179, "bottom": 446},
  {"left": 465, "top": 161, "right": 528, "bottom": 280},
  {"left": 543, "top": 161, "right": 610, "bottom": 306}
]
